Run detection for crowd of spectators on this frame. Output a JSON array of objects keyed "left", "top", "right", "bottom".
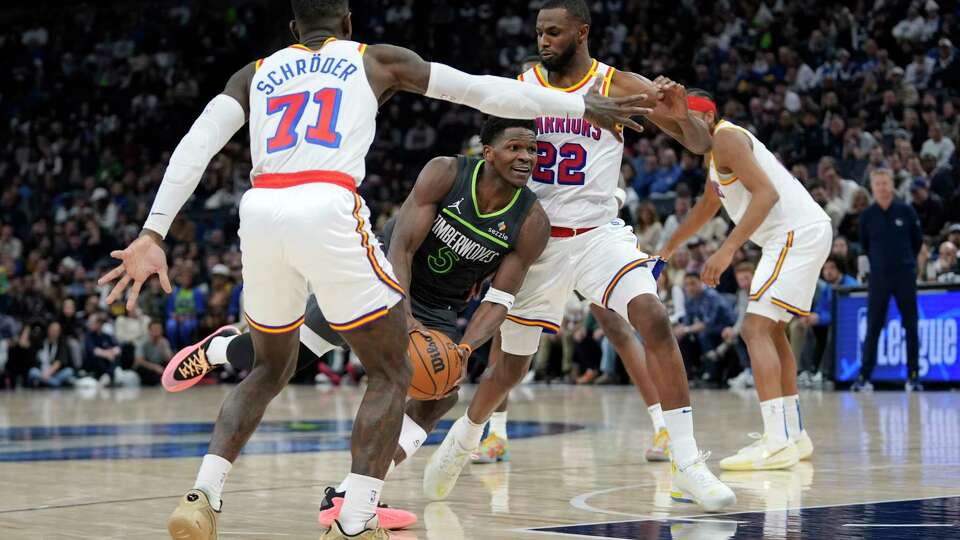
[{"left": 1, "top": 1, "right": 959, "bottom": 390}]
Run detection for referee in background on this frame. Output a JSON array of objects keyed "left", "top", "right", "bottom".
[{"left": 854, "top": 169, "right": 923, "bottom": 392}]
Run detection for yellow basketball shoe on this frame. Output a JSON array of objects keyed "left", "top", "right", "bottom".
[
  {"left": 471, "top": 434, "right": 509, "bottom": 464},
  {"left": 792, "top": 430, "right": 814, "bottom": 460},
  {"left": 645, "top": 428, "right": 671, "bottom": 462},
  {"left": 167, "top": 489, "right": 218, "bottom": 540},
  {"left": 719, "top": 435, "right": 799, "bottom": 471},
  {"left": 320, "top": 520, "right": 389, "bottom": 539}
]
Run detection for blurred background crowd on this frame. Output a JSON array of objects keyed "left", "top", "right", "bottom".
[{"left": 1, "top": 0, "right": 958, "bottom": 390}]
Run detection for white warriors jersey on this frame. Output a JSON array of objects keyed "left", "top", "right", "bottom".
[
  {"left": 519, "top": 60, "right": 622, "bottom": 228},
  {"left": 248, "top": 39, "right": 377, "bottom": 185},
  {"left": 708, "top": 119, "right": 830, "bottom": 247}
]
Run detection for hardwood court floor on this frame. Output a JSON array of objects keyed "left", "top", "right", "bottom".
[{"left": 0, "top": 384, "right": 958, "bottom": 539}]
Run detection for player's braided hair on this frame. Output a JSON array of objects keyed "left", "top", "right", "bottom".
[
  {"left": 542, "top": 0, "right": 592, "bottom": 25},
  {"left": 480, "top": 117, "right": 537, "bottom": 146}
]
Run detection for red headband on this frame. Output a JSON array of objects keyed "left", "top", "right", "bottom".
[{"left": 687, "top": 95, "right": 717, "bottom": 114}]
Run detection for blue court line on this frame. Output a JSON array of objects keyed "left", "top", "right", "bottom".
[{"left": 0, "top": 419, "right": 583, "bottom": 462}]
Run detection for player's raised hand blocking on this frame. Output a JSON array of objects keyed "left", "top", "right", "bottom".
[
  {"left": 582, "top": 78, "right": 651, "bottom": 143},
  {"left": 98, "top": 232, "right": 173, "bottom": 311},
  {"left": 653, "top": 76, "right": 692, "bottom": 121}
]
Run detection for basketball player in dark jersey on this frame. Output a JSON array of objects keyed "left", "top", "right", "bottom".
[{"left": 163, "top": 116, "right": 549, "bottom": 529}]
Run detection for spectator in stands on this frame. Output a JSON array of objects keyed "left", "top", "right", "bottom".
[
  {"left": 722, "top": 262, "right": 755, "bottom": 390},
  {"left": 921, "top": 122, "right": 956, "bottom": 167},
  {"left": 6, "top": 325, "right": 35, "bottom": 387},
  {"left": 133, "top": 321, "right": 172, "bottom": 386},
  {"left": 910, "top": 179, "right": 946, "bottom": 237},
  {"left": 855, "top": 169, "right": 923, "bottom": 392},
  {"left": 115, "top": 305, "right": 151, "bottom": 368},
  {"left": 838, "top": 188, "right": 871, "bottom": 244},
  {"left": 29, "top": 321, "right": 75, "bottom": 388},
  {"left": 818, "top": 157, "right": 859, "bottom": 217},
  {"left": 84, "top": 314, "right": 121, "bottom": 385},
  {"left": 925, "top": 241, "right": 959, "bottom": 283},
  {"left": 203, "top": 264, "right": 235, "bottom": 330},
  {"left": 947, "top": 224, "right": 960, "bottom": 248},
  {"left": 905, "top": 50, "right": 935, "bottom": 90},
  {"left": 632, "top": 153, "right": 659, "bottom": 199},
  {"left": 0, "top": 224, "right": 22, "bottom": 262},
  {"left": 650, "top": 148, "right": 682, "bottom": 194},
  {"left": 633, "top": 202, "right": 662, "bottom": 255},
  {"left": 686, "top": 237, "right": 709, "bottom": 275},
  {"left": 921, "top": 152, "right": 954, "bottom": 201},
  {"left": 165, "top": 269, "right": 206, "bottom": 349},
  {"left": 660, "top": 189, "right": 692, "bottom": 250},
  {"left": 797, "top": 255, "right": 859, "bottom": 387},
  {"left": 677, "top": 150, "right": 706, "bottom": 194},
  {"left": 674, "top": 273, "right": 736, "bottom": 386}
]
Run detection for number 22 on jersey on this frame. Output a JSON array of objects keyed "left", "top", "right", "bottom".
[
  {"left": 265, "top": 88, "right": 343, "bottom": 153},
  {"left": 532, "top": 142, "right": 587, "bottom": 185}
]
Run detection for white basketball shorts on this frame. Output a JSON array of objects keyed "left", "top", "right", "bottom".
[
  {"left": 238, "top": 178, "right": 403, "bottom": 334},
  {"left": 747, "top": 220, "right": 833, "bottom": 323},
  {"left": 500, "top": 219, "right": 658, "bottom": 355}
]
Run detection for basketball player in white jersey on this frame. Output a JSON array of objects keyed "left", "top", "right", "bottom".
[
  {"left": 97, "top": 1, "right": 652, "bottom": 538},
  {"left": 658, "top": 90, "right": 831, "bottom": 471},
  {"left": 424, "top": 0, "right": 736, "bottom": 512},
  {"left": 472, "top": 57, "right": 672, "bottom": 468}
]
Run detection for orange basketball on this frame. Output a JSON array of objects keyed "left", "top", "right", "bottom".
[{"left": 407, "top": 329, "right": 464, "bottom": 400}]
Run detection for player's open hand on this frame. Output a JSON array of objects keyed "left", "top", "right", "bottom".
[
  {"left": 653, "top": 76, "right": 691, "bottom": 121},
  {"left": 98, "top": 232, "right": 172, "bottom": 311},
  {"left": 700, "top": 245, "right": 734, "bottom": 288},
  {"left": 582, "top": 78, "right": 652, "bottom": 143}
]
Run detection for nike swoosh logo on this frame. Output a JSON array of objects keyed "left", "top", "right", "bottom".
[{"left": 150, "top": 212, "right": 168, "bottom": 216}]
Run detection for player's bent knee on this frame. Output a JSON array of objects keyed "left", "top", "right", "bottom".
[
  {"left": 493, "top": 354, "right": 532, "bottom": 388},
  {"left": 627, "top": 295, "right": 672, "bottom": 346},
  {"left": 368, "top": 351, "right": 413, "bottom": 389},
  {"left": 741, "top": 314, "right": 775, "bottom": 344}
]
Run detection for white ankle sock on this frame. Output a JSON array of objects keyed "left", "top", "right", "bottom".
[
  {"left": 398, "top": 414, "right": 428, "bottom": 460},
  {"left": 489, "top": 411, "right": 508, "bottom": 439},
  {"left": 453, "top": 415, "right": 485, "bottom": 450},
  {"left": 647, "top": 403, "right": 667, "bottom": 432},
  {"left": 205, "top": 336, "right": 234, "bottom": 366},
  {"left": 337, "top": 462, "right": 395, "bottom": 494},
  {"left": 338, "top": 473, "right": 383, "bottom": 535},
  {"left": 663, "top": 407, "right": 698, "bottom": 465},
  {"left": 783, "top": 394, "right": 803, "bottom": 438},
  {"left": 194, "top": 454, "right": 232, "bottom": 511},
  {"left": 760, "top": 397, "right": 788, "bottom": 445}
]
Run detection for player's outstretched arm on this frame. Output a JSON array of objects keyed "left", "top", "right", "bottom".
[
  {"left": 363, "top": 44, "right": 651, "bottom": 142},
  {"left": 387, "top": 156, "right": 459, "bottom": 331},
  {"left": 700, "top": 129, "right": 779, "bottom": 287},
  {"left": 457, "top": 202, "right": 551, "bottom": 354},
  {"left": 98, "top": 63, "right": 254, "bottom": 310},
  {"left": 613, "top": 72, "right": 712, "bottom": 154}
]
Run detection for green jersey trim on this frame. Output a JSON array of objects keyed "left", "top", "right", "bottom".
[
  {"left": 440, "top": 208, "right": 510, "bottom": 249},
  {"left": 470, "top": 160, "right": 522, "bottom": 219}
]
